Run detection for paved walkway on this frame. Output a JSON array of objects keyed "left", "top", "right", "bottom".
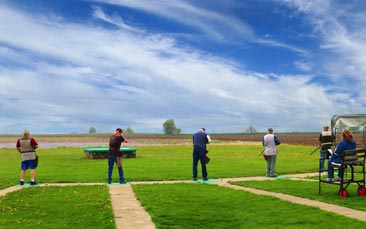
[
  {"left": 109, "top": 184, "right": 155, "bottom": 229},
  {"left": 1, "top": 173, "right": 365, "bottom": 228}
]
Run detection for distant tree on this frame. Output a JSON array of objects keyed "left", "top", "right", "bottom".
[
  {"left": 175, "top": 128, "right": 181, "bottom": 134},
  {"left": 163, "top": 119, "right": 181, "bottom": 135},
  {"left": 89, "top": 126, "right": 97, "bottom": 134},
  {"left": 246, "top": 125, "right": 257, "bottom": 134},
  {"left": 125, "top": 126, "right": 134, "bottom": 134}
]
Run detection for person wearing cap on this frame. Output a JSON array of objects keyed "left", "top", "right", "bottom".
[
  {"left": 192, "top": 128, "right": 211, "bottom": 181},
  {"left": 16, "top": 129, "right": 39, "bottom": 185},
  {"left": 108, "top": 128, "right": 128, "bottom": 184},
  {"left": 263, "top": 128, "right": 281, "bottom": 177},
  {"left": 319, "top": 124, "right": 334, "bottom": 171}
]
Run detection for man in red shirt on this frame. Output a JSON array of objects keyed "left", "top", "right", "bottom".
[
  {"left": 16, "top": 129, "right": 39, "bottom": 185},
  {"left": 108, "top": 128, "right": 128, "bottom": 184}
]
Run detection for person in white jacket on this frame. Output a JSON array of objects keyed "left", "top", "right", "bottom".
[{"left": 263, "top": 128, "right": 281, "bottom": 177}]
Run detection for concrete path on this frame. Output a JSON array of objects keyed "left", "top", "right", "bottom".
[
  {"left": 1, "top": 173, "right": 365, "bottom": 228},
  {"left": 109, "top": 184, "right": 155, "bottom": 229},
  {"left": 0, "top": 186, "right": 23, "bottom": 196},
  {"left": 213, "top": 181, "right": 366, "bottom": 221}
]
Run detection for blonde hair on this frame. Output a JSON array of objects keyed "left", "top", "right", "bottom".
[{"left": 342, "top": 129, "right": 354, "bottom": 141}]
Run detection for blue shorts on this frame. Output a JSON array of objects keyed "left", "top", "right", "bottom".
[{"left": 21, "top": 160, "right": 36, "bottom": 170}]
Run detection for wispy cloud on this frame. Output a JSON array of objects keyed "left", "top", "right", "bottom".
[
  {"left": 91, "top": 0, "right": 255, "bottom": 43},
  {"left": 92, "top": 5, "right": 143, "bottom": 33},
  {"left": 0, "top": 1, "right": 364, "bottom": 134},
  {"left": 279, "top": 0, "right": 366, "bottom": 107}
]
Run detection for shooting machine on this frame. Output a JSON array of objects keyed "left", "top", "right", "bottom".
[{"left": 319, "top": 114, "right": 366, "bottom": 197}]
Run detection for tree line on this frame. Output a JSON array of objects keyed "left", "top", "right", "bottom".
[{"left": 89, "top": 121, "right": 257, "bottom": 135}]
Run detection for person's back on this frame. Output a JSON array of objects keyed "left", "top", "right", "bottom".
[
  {"left": 16, "top": 129, "right": 38, "bottom": 185},
  {"left": 193, "top": 131, "right": 208, "bottom": 149},
  {"left": 107, "top": 128, "right": 127, "bottom": 184},
  {"left": 192, "top": 128, "right": 210, "bottom": 181},
  {"left": 263, "top": 134, "right": 277, "bottom": 155},
  {"left": 262, "top": 128, "right": 280, "bottom": 177},
  {"left": 109, "top": 133, "right": 124, "bottom": 151},
  {"left": 334, "top": 139, "right": 356, "bottom": 157},
  {"left": 320, "top": 130, "right": 333, "bottom": 151}
]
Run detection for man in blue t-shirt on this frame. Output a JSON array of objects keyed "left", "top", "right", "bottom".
[{"left": 192, "top": 128, "right": 211, "bottom": 181}]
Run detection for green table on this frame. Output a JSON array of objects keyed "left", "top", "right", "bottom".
[{"left": 84, "top": 147, "right": 137, "bottom": 159}]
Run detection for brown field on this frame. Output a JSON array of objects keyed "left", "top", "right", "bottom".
[{"left": 1, "top": 132, "right": 365, "bottom": 149}]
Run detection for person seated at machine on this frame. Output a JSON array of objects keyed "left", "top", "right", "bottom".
[{"left": 325, "top": 129, "right": 356, "bottom": 182}]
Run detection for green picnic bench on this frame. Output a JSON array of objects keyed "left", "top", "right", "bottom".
[{"left": 84, "top": 147, "right": 137, "bottom": 159}]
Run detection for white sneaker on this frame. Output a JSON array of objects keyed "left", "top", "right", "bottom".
[
  {"left": 334, "top": 177, "right": 342, "bottom": 181},
  {"left": 325, "top": 178, "right": 333, "bottom": 182}
]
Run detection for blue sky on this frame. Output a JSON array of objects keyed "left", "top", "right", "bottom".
[{"left": 0, "top": 0, "right": 365, "bottom": 134}]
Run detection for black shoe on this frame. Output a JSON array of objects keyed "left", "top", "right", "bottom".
[
  {"left": 120, "top": 180, "right": 127, "bottom": 184},
  {"left": 203, "top": 178, "right": 208, "bottom": 181},
  {"left": 19, "top": 181, "right": 24, "bottom": 185},
  {"left": 30, "top": 181, "right": 38, "bottom": 186},
  {"left": 107, "top": 179, "right": 112, "bottom": 184},
  {"left": 192, "top": 177, "right": 198, "bottom": 181}
]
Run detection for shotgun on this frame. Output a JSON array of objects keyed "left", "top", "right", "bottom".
[
  {"left": 309, "top": 146, "right": 320, "bottom": 155},
  {"left": 258, "top": 149, "right": 265, "bottom": 156}
]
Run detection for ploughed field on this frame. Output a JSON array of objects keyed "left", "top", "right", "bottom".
[{"left": 2, "top": 132, "right": 364, "bottom": 148}]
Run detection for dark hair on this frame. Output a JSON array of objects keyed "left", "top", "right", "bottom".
[{"left": 116, "top": 128, "right": 123, "bottom": 133}]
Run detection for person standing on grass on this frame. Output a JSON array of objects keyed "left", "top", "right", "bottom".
[
  {"left": 318, "top": 124, "right": 334, "bottom": 171},
  {"left": 192, "top": 128, "right": 211, "bottom": 181},
  {"left": 326, "top": 129, "right": 356, "bottom": 182},
  {"left": 263, "top": 128, "right": 281, "bottom": 177},
  {"left": 16, "top": 129, "right": 39, "bottom": 185},
  {"left": 108, "top": 128, "right": 128, "bottom": 184}
]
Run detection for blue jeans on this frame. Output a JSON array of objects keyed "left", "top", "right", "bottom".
[
  {"left": 328, "top": 156, "right": 343, "bottom": 178},
  {"left": 192, "top": 147, "right": 207, "bottom": 179},
  {"left": 320, "top": 150, "right": 327, "bottom": 170},
  {"left": 108, "top": 155, "right": 124, "bottom": 181}
]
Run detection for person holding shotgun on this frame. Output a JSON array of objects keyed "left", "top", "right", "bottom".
[
  {"left": 263, "top": 128, "right": 281, "bottom": 177},
  {"left": 107, "top": 128, "right": 128, "bottom": 184},
  {"left": 318, "top": 124, "right": 334, "bottom": 170},
  {"left": 192, "top": 128, "right": 211, "bottom": 181}
]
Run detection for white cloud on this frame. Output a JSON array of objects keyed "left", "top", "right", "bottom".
[
  {"left": 0, "top": 2, "right": 364, "bottom": 134},
  {"left": 91, "top": 0, "right": 255, "bottom": 43},
  {"left": 280, "top": 0, "right": 366, "bottom": 108}
]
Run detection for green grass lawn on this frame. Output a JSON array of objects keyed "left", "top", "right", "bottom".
[
  {"left": 133, "top": 183, "right": 366, "bottom": 228},
  {"left": 0, "top": 144, "right": 318, "bottom": 189},
  {"left": 3, "top": 143, "right": 363, "bottom": 228},
  {"left": 0, "top": 185, "right": 114, "bottom": 229}
]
